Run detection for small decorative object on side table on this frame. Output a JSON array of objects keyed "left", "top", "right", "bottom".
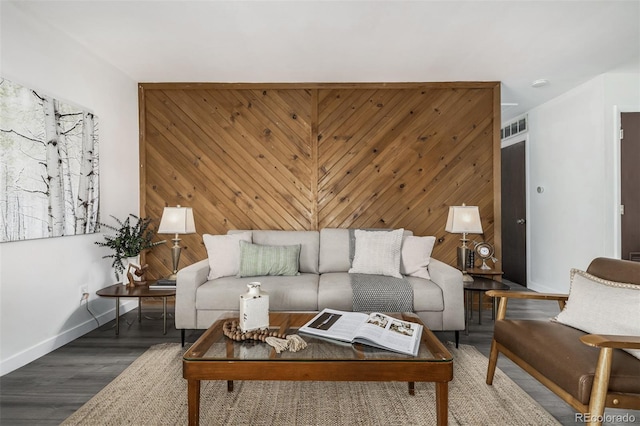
[
  {"left": 126, "top": 262, "right": 149, "bottom": 288},
  {"left": 149, "top": 278, "right": 177, "bottom": 289},
  {"left": 472, "top": 241, "right": 498, "bottom": 270}
]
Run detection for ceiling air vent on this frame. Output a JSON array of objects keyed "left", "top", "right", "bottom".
[{"left": 501, "top": 116, "right": 528, "bottom": 140}]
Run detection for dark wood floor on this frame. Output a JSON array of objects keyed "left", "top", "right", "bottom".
[{"left": 1, "top": 284, "right": 637, "bottom": 425}]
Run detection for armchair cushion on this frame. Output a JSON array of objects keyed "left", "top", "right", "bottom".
[
  {"left": 554, "top": 269, "right": 640, "bottom": 359},
  {"left": 494, "top": 319, "right": 640, "bottom": 404}
]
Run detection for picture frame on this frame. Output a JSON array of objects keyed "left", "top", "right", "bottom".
[{"left": 0, "top": 78, "right": 100, "bottom": 242}]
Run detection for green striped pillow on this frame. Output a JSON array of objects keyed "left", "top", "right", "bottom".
[{"left": 238, "top": 241, "right": 301, "bottom": 277}]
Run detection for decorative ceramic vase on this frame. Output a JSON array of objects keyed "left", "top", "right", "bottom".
[{"left": 239, "top": 282, "right": 269, "bottom": 332}]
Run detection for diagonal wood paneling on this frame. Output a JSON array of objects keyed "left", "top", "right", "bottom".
[
  {"left": 316, "top": 87, "right": 497, "bottom": 265},
  {"left": 140, "top": 87, "right": 313, "bottom": 279},
  {"left": 139, "top": 83, "right": 500, "bottom": 279}
]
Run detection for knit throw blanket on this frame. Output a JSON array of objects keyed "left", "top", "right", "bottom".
[{"left": 348, "top": 229, "right": 414, "bottom": 312}]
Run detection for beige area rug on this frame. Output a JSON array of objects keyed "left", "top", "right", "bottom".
[{"left": 62, "top": 342, "right": 560, "bottom": 425}]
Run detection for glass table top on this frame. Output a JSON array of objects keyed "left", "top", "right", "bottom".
[{"left": 183, "top": 312, "right": 453, "bottom": 363}]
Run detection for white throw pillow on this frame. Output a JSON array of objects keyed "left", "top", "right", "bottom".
[
  {"left": 400, "top": 235, "right": 436, "bottom": 280},
  {"left": 203, "top": 232, "right": 252, "bottom": 280},
  {"left": 554, "top": 269, "right": 640, "bottom": 360},
  {"left": 348, "top": 229, "right": 404, "bottom": 278}
]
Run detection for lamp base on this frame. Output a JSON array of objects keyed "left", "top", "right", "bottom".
[
  {"left": 457, "top": 246, "right": 474, "bottom": 282},
  {"left": 457, "top": 246, "right": 469, "bottom": 271}
]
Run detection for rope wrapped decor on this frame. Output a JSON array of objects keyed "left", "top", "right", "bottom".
[{"left": 222, "top": 320, "right": 307, "bottom": 353}]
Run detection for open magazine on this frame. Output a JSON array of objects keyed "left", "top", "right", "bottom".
[{"left": 299, "top": 308, "right": 423, "bottom": 356}]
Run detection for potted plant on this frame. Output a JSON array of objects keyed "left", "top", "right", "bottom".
[{"left": 95, "top": 214, "right": 165, "bottom": 282}]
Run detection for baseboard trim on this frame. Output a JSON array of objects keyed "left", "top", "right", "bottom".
[{"left": 0, "top": 300, "right": 137, "bottom": 376}]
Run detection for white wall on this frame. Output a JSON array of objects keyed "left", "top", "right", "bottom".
[
  {"left": 524, "top": 72, "right": 640, "bottom": 293},
  {"left": 603, "top": 73, "right": 640, "bottom": 259},
  {"left": 0, "top": 3, "right": 140, "bottom": 375}
]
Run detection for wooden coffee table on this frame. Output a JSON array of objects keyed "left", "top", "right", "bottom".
[
  {"left": 183, "top": 312, "right": 453, "bottom": 426},
  {"left": 96, "top": 283, "right": 175, "bottom": 335}
]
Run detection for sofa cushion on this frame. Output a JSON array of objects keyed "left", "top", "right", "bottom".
[
  {"left": 203, "top": 231, "right": 252, "bottom": 280},
  {"left": 318, "top": 273, "right": 445, "bottom": 312},
  {"left": 554, "top": 268, "right": 640, "bottom": 359},
  {"left": 401, "top": 235, "right": 436, "bottom": 280},
  {"left": 196, "top": 274, "right": 319, "bottom": 311},
  {"left": 230, "top": 230, "right": 319, "bottom": 274},
  {"left": 238, "top": 241, "right": 301, "bottom": 277},
  {"left": 349, "top": 229, "right": 404, "bottom": 278},
  {"left": 319, "top": 228, "right": 351, "bottom": 273}
]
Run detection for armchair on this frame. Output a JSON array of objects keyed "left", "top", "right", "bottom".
[{"left": 485, "top": 257, "right": 640, "bottom": 426}]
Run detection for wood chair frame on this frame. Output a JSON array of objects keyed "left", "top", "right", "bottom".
[{"left": 485, "top": 290, "right": 640, "bottom": 426}]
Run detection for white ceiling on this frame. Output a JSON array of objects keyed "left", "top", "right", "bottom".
[{"left": 9, "top": 0, "right": 640, "bottom": 121}]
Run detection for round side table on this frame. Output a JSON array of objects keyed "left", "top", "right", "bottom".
[
  {"left": 96, "top": 283, "right": 176, "bottom": 335},
  {"left": 463, "top": 276, "right": 510, "bottom": 334}
]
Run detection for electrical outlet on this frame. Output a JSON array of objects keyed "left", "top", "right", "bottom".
[{"left": 80, "top": 286, "right": 88, "bottom": 298}]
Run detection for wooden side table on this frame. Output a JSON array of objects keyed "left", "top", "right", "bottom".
[
  {"left": 463, "top": 276, "right": 509, "bottom": 334},
  {"left": 96, "top": 283, "right": 176, "bottom": 335}
]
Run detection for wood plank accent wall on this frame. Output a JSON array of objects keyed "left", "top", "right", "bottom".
[{"left": 139, "top": 83, "right": 501, "bottom": 279}]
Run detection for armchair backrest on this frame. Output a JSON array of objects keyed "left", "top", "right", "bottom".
[{"left": 586, "top": 257, "right": 640, "bottom": 286}]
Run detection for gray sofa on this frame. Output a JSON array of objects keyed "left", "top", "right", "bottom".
[{"left": 176, "top": 228, "right": 464, "bottom": 344}]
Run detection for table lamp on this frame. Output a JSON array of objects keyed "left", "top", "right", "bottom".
[
  {"left": 445, "top": 204, "right": 483, "bottom": 279},
  {"left": 158, "top": 205, "right": 196, "bottom": 281}
]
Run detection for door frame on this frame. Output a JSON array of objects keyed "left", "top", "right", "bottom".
[
  {"left": 501, "top": 133, "right": 530, "bottom": 286},
  {"left": 613, "top": 106, "right": 640, "bottom": 260}
]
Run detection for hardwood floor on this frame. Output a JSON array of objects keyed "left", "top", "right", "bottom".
[{"left": 1, "top": 284, "right": 637, "bottom": 425}]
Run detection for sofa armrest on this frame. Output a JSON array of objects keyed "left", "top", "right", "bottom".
[
  {"left": 175, "top": 259, "right": 210, "bottom": 329},
  {"left": 486, "top": 290, "right": 569, "bottom": 319},
  {"left": 428, "top": 258, "right": 464, "bottom": 330}
]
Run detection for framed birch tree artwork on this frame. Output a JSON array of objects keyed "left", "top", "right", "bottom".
[{"left": 0, "top": 78, "right": 100, "bottom": 242}]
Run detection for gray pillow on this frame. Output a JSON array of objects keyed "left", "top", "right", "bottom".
[{"left": 238, "top": 241, "right": 301, "bottom": 277}]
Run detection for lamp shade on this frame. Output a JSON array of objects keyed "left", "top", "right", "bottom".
[
  {"left": 445, "top": 205, "right": 483, "bottom": 234},
  {"left": 158, "top": 205, "right": 196, "bottom": 235}
]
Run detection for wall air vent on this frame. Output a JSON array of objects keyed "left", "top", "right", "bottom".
[{"left": 501, "top": 115, "right": 528, "bottom": 140}]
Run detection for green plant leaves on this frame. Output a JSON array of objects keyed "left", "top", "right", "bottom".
[{"left": 95, "top": 214, "right": 165, "bottom": 279}]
